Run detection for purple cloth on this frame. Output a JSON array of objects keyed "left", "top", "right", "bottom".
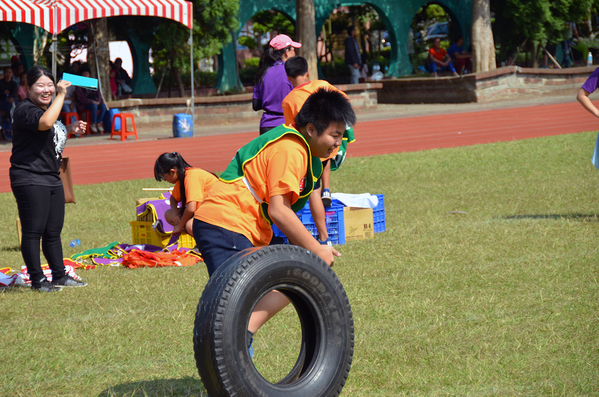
[
  {"left": 252, "top": 61, "right": 293, "bottom": 128},
  {"left": 581, "top": 67, "right": 599, "bottom": 93},
  {"left": 93, "top": 257, "right": 123, "bottom": 265},
  {"left": 136, "top": 194, "right": 175, "bottom": 233}
]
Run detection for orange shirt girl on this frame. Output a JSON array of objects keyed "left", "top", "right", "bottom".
[{"left": 154, "top": 152, "right": 217, "bottom": 236}]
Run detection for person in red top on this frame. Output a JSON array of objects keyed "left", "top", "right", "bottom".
[
  {"left": 428, "top": 38, "right": 458, "bottom": 77},
  {"left": 154, "top": 152, "right": 217, "bottom": 236}
]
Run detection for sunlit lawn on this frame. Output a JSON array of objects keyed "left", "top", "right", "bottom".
[{"left": 1, "top": 131, "right": 597, "bottom": 396}]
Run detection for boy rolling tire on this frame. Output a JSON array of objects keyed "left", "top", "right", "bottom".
[{"left": 193, "top": 244, "right": 354, "bottom": 397}]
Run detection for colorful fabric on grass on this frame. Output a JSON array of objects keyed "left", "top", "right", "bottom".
[
  {"left": 0, "top": 272, "right": 18, "bottom": 287},
  {"left": 92, "top": 243, "right": 202, "bottom": 267},
  {"left": 92, "top": 257, "right": 123, "bottom": 266},
  {"left": 121, "top": 249, "right": 200, "bottom": 268},
  {"left": 71, "top": 242, "right": 120, "bottom": 260},
  {"left": 18, "top": 263, "right": 84, "bottom": 284},
  {"left": 64, "top": 258, "right": 97, "bottom": 270}
]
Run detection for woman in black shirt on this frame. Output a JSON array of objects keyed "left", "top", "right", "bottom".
[{"left": 10, "top": 67, "right": 87, "bottom": 292}]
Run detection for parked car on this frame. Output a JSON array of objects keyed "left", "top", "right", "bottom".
[
  {"left": 414, "top": 22, "right": 449, "bottom": 44},
  {"left": 426, "top": 22, "right": 449, "bottom": 40}
]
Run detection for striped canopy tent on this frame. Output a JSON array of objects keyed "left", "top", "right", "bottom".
[{"left": 0, "top": 0, "right": 195, "bottom": 128}]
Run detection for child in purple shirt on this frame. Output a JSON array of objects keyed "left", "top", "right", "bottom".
[
  {"left": 577, "top": 67, "right": 599, "bottom": 117},
  {"left": 252, "top": 34, "right": 301, "bottom": 134}
]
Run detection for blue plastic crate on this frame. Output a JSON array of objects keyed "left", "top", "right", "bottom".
[
  {"left": 271, "top": 202, "right": 345, "bottom": 245},
  {"left": 373, "top": 194, "right": 386, "bottom": 233},
  {"left": 331, "top": 194, "right": 386, "bottom": 234}
]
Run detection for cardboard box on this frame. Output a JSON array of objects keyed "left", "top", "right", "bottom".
[{"left": 343, "top": 207, "right": 374, "bottom": 242}]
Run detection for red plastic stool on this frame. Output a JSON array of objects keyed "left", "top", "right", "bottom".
[
  {"left": 110, "top": 113, "right": 138, "bottom": 141},
  {"left": 78, "top": 109, "right": 92, "bottom": 135},
  {"left": 60, "top": 112, "right": 80, "bottom": 139}
]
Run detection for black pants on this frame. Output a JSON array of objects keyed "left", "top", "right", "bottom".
[
  {"left": 12, "top": 184, "right": 66, "bottom": 287},
  {"left": 259, "top": 126, "right": 275, "bottom": 135}
]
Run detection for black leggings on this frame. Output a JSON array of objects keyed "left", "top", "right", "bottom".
[
  {"left": 259, "top": 126, "right": 275, "bottom": 135},
  {"left": 12, "top": 184, "right": 66, "bottom": 287}
]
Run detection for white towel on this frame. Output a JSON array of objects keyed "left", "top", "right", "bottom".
[{"left": 331, "top": 193, "right": 379, "bottom": 208}]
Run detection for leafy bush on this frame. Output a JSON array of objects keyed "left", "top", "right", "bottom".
[
  {"left": 240, "top": 65, "right": 258, "bottom": 86},
  {"left": 244, "top": 57, "right": 260, "bottom": 68},
  {"left": 319, "top": 59, "right": 349, "bottom": 80},
  {"left": 238, "top": 36, "right": 258, "bottom": 51},
  {"left": 195, "top": 70, "right": 217, "bottom": 87}
]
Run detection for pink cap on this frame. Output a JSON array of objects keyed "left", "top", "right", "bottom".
[{"left": 269, "top": 34, "right": 302, "bottom": 51}]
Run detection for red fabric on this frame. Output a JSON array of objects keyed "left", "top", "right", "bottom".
[
  {"left": 429, "top": 47, "right": 447, "bottom": 62},
  {"left": 121, "top": 249, "right": 200, "bottom": 269},
  {"left": 64, "top": 258, "right": 97, "bottom": 270},
  {"left": 2, "top": 0, "right": 193, "bottom": 34}
]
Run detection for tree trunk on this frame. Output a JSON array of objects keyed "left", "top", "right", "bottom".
[
  {"left": 91, "top": 18, "right": 112, "bottom": 101},
  {"left": 173, "top": 66, "right": 185, "bottom": 97},
  {"left": 296, "top": 0, "right": 318, "bottom": 80},
  {"left": 472, "top": 0, "right": 496, "bottom": 72},
  {"left": 33, "top": 28, "right": 48, "bottom": 66}
]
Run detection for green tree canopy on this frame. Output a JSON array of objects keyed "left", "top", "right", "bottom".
[
  {"left": 238, "top": 10, "right": 295, "bottom": 52},
  {"left": 111, "top": 0, "right": 238, "bottom": 95},
  {"left": 492, "top": 0, "right": 596, "bottom": 50}
]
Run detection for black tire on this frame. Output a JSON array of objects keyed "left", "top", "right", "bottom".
[{"left": 193, "top": 245, "right": 354, "bottom": 397}]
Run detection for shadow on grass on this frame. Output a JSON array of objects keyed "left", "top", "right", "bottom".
[
  {"left": 1, "top": 246, "right": 20, "bottom": 252},
  {"left": 0, "top": 286, "right": 29, "bottom": 294},
  {"left": 502, "top": 213, "right": 599, "bottom": 221},
  {"left": 98, "top": 377, "right": 208, "bottom": 397}
]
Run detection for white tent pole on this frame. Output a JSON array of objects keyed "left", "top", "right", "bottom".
[
  {"left": 52, "top": 2, "right": 57, "bottom": 79},
  {"left": 52, "top": 34, "right": 57, "bottom": 78},
  {"left": 189, "top": 12, "right": 194, "bottom": 136},
  {"left": 89, "top": 22, "right": 106, "bottom": 105}
]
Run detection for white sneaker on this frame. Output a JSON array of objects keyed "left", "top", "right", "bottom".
[
  {"left": 90, "top": 124, "right": 98, "bottom": 133},
  {"left": 97, "top": 123, "right": 104, "bottom": 132}
]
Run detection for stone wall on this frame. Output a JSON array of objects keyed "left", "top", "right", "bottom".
[
  {"left": 107, "top": 83, "right": 382, "bottom": 129},
  {"left": 378, "top": 66, "right": 592, "bottom": 104}
]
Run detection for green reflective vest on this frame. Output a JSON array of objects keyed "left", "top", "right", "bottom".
[
  {"left": 219, "top": 124, "right": 323, "bottom": 224},
  {"left": 330, "top": 126, "right": 356, "bottom": 171}
]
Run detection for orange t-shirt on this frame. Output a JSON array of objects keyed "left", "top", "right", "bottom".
[
  {"left": 282, "top": 80, "right": 347, "bottom": 160},
  {"left": 195, "top": 134, "right": 308, "bottom": 246},
  {"left": 171, "top": 168, "right": 218, "bottom": 216},
  {"left": 429, "top": 47, "right": 447, "bottom": 62}
]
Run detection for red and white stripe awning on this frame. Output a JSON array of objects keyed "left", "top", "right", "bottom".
[{"left": 0, "top": 0, "right": 193, "bottom": 35}]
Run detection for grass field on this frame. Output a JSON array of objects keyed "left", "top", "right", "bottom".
[{"left": 1, "top": 131, "right": 598, "bottom": 396}]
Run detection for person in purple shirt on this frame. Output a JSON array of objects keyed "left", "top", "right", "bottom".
[
  {"left": 253, "top": 34, "right": 301, "bottom": 135},
  {"left": 577, "top": 67, "right": 599, "bottom": 117}
]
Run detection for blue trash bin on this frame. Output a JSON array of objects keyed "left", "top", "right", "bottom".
[{"left": 173, "top": 114, "right": 193, "bottom": 138}]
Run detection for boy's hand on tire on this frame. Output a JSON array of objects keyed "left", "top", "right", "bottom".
[{"left": 316, "top": 245, "right": 341, "bottom": 266}]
